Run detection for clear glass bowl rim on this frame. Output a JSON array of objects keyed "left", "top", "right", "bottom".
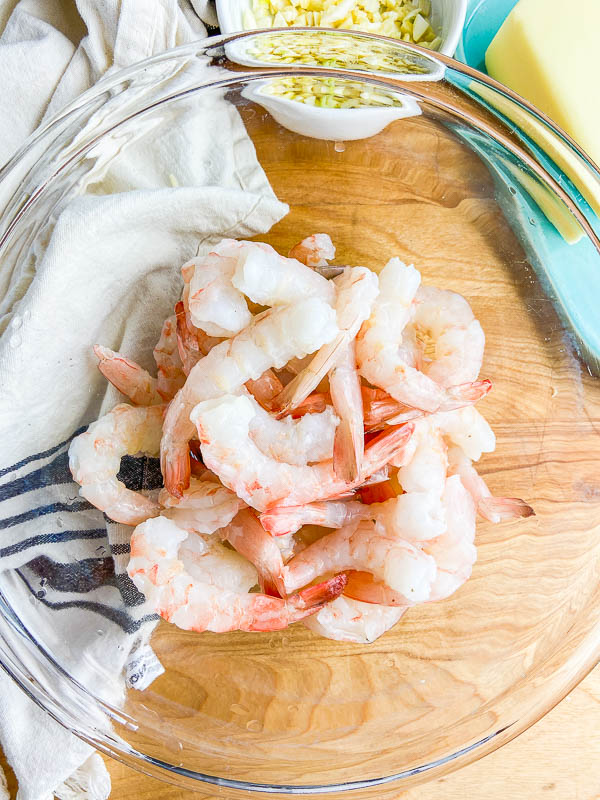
[{"left": 0, "top": 28, "right": 599, "bottom": 794}]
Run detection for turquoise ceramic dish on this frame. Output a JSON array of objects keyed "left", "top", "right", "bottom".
[{"left": 452, "top": 0, "right": 600, "bottom": 372}]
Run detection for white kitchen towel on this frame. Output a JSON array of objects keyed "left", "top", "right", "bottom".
[{"left": 0, "top": 2, "right": 288, "bottom": 798}]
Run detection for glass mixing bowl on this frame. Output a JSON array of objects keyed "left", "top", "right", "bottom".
[{"left": 0, "top": 29, "right": 599, "bottom": 798}]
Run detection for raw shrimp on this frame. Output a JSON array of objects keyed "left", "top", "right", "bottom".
[
  {"left": 357, "top": 259, "right": 485, "bottom": 413},
  {"left": 303, "top": 595, "right": 407, "bottom": 644},
  {"left": 158, "top": 477, "right": 245, "bottom": 534},
  {"left": 288, "top": 233, "right": 336, "bottom": 267},
  {"left": 362, "top": 386, "right": 424, "bottom": 431},
  {"left": 260, "top": 500, "right": 371, "bottom": 537},
  {"left": 422, "top": 474, "right": 478, "bottom": 602},
  {"left": 248, "top": 395, "right": 338, "bottom": 466},
  {"left": 431, "top": 406, "right": 495, "bottom": 462},
  {"left": 161, "top": 298, "right": 338, "bottom": 497},
  {"left": 69, "top": 404, "right": 163, "bottom": 526},
  {"left": 219, "top": 509, "right": 286, "bottom": 596},
  {"left": 231, "top": 242, "right": 335, "bottom": 307},
  {"left": 261, "top": 421, "right": 448, "bottom": 541},
  {"left": 190, "top": 393, "right": 414, "bottom": 511},
  {"left": 174, "top": 301, "right": 222, "bottom": 375},
  {"left": 411, "top": 285, "right": 485, "bottom": 387},
  {"left": 246, "top": 369, "right": 283, "bottom": 409},
  {"left": 153, "top": 315, "right": 186, "bottom": 400},
  {"left": 273, "top": 266, "right": 379, "bottom": 412},
  {"left": 282, "top": 519, "right": 437, "bottom": 604},
  {"left": 447, "top": 446, "right": 534, "bottom": 523},
  {"left": 346, "top": 474, "right": 477, "bottom": 605},
  {"left": 127, "top": 515, "right": 347, "bottom": 633},
  {"left": 330, "top": 341, "right": 364, "bottom": 482},
  {"left": 184, "top": 240, "right": 252, "bottom": 336},
  {"left": 93, "top": 345, "right": 162, "bottom": 406}
]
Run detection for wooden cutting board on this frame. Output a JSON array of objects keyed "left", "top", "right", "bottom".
[{"left": 2, "top": 668, "right": 597, "bottom": 797}]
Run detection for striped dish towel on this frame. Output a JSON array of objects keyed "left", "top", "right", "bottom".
[{"left": 0, "top": 2, "right": 288, "bottom": 798}]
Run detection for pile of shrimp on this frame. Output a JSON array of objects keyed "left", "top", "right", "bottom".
[{"left": 69, "top": 234, "right": 534, "bottom": 643}]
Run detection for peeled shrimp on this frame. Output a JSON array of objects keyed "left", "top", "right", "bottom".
[
  {"left": 283, "top": 519, "right": 436, "bottom": 604},
  {"left": 303, "top": 595, "right": 407, "bottom": 644},
  {"left": 431, "top": 406, "right": 495, "bottom": 462},
  {"left": 273, "top": 266, "right": 379, "bottom": 412},
  {"left": 175, "top": 300, "right": 223, "bottom": 375},
  {"left": 158, "top": 477, "right": 245, "bottom": 534},
  {"left": 330, "top": 341, "right": 364, "bottom": 482},
  {"left": 219, "top": 509, "right": 286, "bottom": 596},
  {"left": 190, "top": 393, "right": 414, "bottom": 511},
  {"left": 161, "top": 298, "right": 338, "bottom": 497},
  {"left": 423, "top": 474, "right": 477, "bottom": 602},
  {"left": 184, "top": 240, "right": 253, "bottom": 337},
  {"left": 288, "top": 233, "right": 336, "bottom": 267},
  {"left": 248, "top": 395, "right": 338, "bottom": 466},
  {"left": 357, "top": 259, "right": 484, "bottom": 413},
  {"left": 231, "top": 242, "right": 335, "bottom": 306},
  {"left": 260, "top": 500, "right": 370, "bottom": 537},
  {"left": 69, "top": 404, "right": 163, "bottom": 525},
  {"left": 411, "top": 285, "right": 485, "bottom": 387},
  {"left": 261, "top": 422, "right": 448, "bottom": 540},
  {"left": 127, "top": 515, "right": 347, "bottom": 632},
  {"left": 346, "top": 474, "right": 477, "bottom": 605},
  {"left": 447, "top": 446, "right": 534, "bottom": 523},
  {"left": 153, "top": 315, "right": 186, "bottom": 400},
  {"left": 93, "top": 345, "right": 162, "bottom": 406}
]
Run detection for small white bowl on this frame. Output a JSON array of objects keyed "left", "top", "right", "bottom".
[
  {"left": 242, "top": 79, "right": 422, "bottom": 140},
  {"left": 218, "top": 0, "right": 467, "bottom": 57}
]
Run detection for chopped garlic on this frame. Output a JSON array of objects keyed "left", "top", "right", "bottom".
[
  {"left": 241, "top": 0, "right": 440, "bottom": 49},
  {"left": 261, "top": 75, "right": 406, "bottom": 108}
]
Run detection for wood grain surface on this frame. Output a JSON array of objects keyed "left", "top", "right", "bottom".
[
  {"left": 102, "top": 663, "right": 600, "bottom": 798},
  {"left": 2, "top": 665, "right": 598, "bottom": 798}
]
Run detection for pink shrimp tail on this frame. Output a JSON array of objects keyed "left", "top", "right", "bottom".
[
  {"left": 293, "top": 573, "right": 348, "bottom": 608},
  {"left": 333, "top": 419, "right": 360, "bottom": 483},
  {"left": 439, "top": 379, "right": 492, "bottom": 411},
  {"left": 343, "top": 571, "right": 409, "bottom": 607},
  {"left": 249, "top": 574, "right": 348, "bottom": 631},
  {"left": 161, "top": 448, "right": 190, "bottom": 500},
  {"left": 260, "top": 507, "right": 301, "bottom": 537},
  {"left": 279, "top": 392, "right": 330, "bottom": 419},
  {"left": 364, "top": 422, "right": 415, "bottom": 472},
  {"left": 478, "top": 496, "right": 535, "bottom": 523}
]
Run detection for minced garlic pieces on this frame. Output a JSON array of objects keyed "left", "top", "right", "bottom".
[
  {"left": 242, "top": 0, "right": 442, "bottom": 50},
  {"left": 262, "top": 76, "right": 406, "bottom": 107}
]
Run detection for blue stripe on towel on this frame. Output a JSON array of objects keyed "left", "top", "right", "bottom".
[
  {"left": 0, "top": 427, "right": 85, "bottom": 479},
  {"left": 17, "top": 569, "right": 158, "bottom": 633},
  {"left": 0, "top": 529, "right": 107, "bottom": 559},
  {"left": 0, "top": 500, "right": 94, "bottom": 530}
]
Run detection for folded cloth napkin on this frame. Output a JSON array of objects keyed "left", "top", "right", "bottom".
[{"left": 0, "top": 2, "right": 288, "bottom": 798}]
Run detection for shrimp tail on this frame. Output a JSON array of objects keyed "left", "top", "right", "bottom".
[
  {"left": 249, "top": 573, "right": 348, "bottom": 631},
  {"left": 438, "top": 379, "right": 492, "bottom": 412},
  {"left": 161, "top": 444, "right": 190, "bottom": 500},
  {"left": 363, "top": 422, "right": 415, "bottom": 472},
  {"left": 280, "top": 392, "right": 330, "bottom": 418},
  {"left": 333, "top": 418, "right": 360, "bottom": 483},
  {"left": 260, "top": 507, "right": 304, "bottom": 537},
  {"left": 272, "top": 332, "right": 346, "bottom": 414},
  {"left": 175, "top": 300, "right": 202, "bottom": 375},
  {"left": 293, "top": 573, "right": 348, "bottom": 608},
  {"left": 93, "top": 345, "right": 161, "bottom": 406},
  {"left": 343, "top": 571, "right": 408, "bottom": 606},
  {"left": 478, "top": 496, "right": 535, "bottom": 523}
]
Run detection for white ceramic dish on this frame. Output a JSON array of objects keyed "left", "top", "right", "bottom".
[
  {"left": 217, "top": 0, "right": 467, "bottom": 57},
  {"left": 242, "top": 79, "right": 422, "bottom": 139}
]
